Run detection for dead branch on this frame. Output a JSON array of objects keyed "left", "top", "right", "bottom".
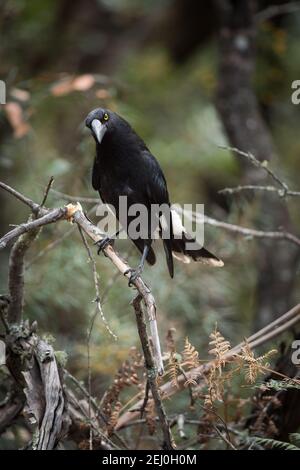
[
  {"left": 255, "top": 1, "right": 300, "bottom": 23},
  {"left": 132, "top": 295, "right": 174, "bottom": 449},
  {"left": 22, "top": 338, "right": 69, "bottom": 449},
  {"left": 0, "top": 181, "right": 41, "bottom": 214},
  {"left": 219, "top": 146, "right": 288, "bottom": 191},
  {"left": 219, "top": 184, "right": 300, "bottom": 198},
  {"left": 64, "top": 370, "right": 128, "bottom": 449},
  {"left": 219, "top": 146, "right": 300, "bottom": 198},
  {"left": 4, "top": 321, "right": 69, "bottom": 449},
  {"left": 71, "top": 208, "right": 164, "bottom": 375},
  {"left": 40, "top": 177, "right": 54, "bottom": 207},
  {"left": 0, "top": 207, "right": 68, "bottom": 250},
  {"left": 0, "top": 181, "right": 168, "bottom": 448},
  {"left": 7, "top": 220, "right": 40, "bottom": 324},
  {"left": 180, "top": 209, "right": 300, "bottom": 249}
]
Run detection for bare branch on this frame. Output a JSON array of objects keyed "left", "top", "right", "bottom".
[
  {"left": 255, "top": 1, "right": 300, "bottom": 23},
  {"left": 220, "top": 184, "right": 300, "bottom": 198},
  {"left": 0, "top": 181, "right": 42, "bottom": 214},
  {"left": 1, "top": 183, "right": 164, "bottom": 373},
  {"left": 26, "top": 205, "right": 98, "bottom": 269},
  {"left": 64, "top": 370, "right": 129, "bottom": 449},
  {"left": 0, "top": 207, "right": 68, "bottom": 250},
  {"left": 213, "top": 424, "right": 237, "bottom": 450},
  {"left": 219, "top": 146, "right": 289, "bottom": 192},
  {"left": 132, "top": 295, "right": 174, "bottom": 450},
  {"left": 71, "top": 208, "right": 164, "bottom": 376},
  {"left": 7, "top": 219, "right": 40, "bottom": 324},
  {"left": 181, "top": 209, "right": 300, "bottom": 249}
]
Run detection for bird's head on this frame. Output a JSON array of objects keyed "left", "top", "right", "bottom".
[{"left": 85, "top": 108, "right": 118, "bottom": 145}]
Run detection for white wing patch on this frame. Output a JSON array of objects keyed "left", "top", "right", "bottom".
[{"left": 159, "top": 209, "right": 186, "bottom": 237}]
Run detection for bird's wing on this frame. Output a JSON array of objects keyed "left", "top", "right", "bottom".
[
  {"left": 141, "top": 152, "right": 174, "bottom": 277},
  {"left": 92, "top": 156, "right": 101, "bottom": 191}
]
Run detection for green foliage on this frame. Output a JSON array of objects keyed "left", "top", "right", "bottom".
[
  {"left": 261, "top": 379, "right": 300, "bottom": 391},
  {"left": 1, "top": 0, "right": 300, "bottom": 450},
  {"left": 253, "top": 436, "right": 300, "bottom": 451}
]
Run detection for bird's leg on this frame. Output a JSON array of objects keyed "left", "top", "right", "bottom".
[
  {"left": 125, "top": 244, "right": 150, "bottom": 287},
  {"left": 95, "top": 230, "right": 121, "bottom": 255}
]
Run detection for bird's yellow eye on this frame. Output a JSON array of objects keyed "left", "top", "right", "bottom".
[{"left": 103, "top": 113, "right": 109, "bottom": 121}]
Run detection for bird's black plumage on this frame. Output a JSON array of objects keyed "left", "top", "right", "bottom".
[{"left": 86, "top": 108, "right": 223, "bottom": 281}]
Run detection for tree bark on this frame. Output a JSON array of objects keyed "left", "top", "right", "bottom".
[{"left": 214, "top": 0, "right": 300, "bottom": 329}]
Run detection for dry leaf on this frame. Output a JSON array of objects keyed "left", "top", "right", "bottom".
[
  {"left": 51, "top": 74, "right": 95, "bottom": 96},
  {"left": 51, "top": 77, "right": 74, "bottom": 96},
  {"left": 5, "top": 101, "right": 30, "bottom": 138},
  {"left": 10, "top": 88, "right": 30, "bottom": 102},
  {"left": 72, "top": 74, "right": 95, "bottom": 91},
  {"left": 95, "top": 88, "right": 110, "bottom": 99}
]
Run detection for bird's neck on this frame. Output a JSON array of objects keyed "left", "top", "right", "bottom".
[{"left": 95, "top": 131, "right": 144, "bottom": 165}]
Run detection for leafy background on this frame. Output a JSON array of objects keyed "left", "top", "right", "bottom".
[{"left": 1, "top": 0, "right": 300, "bottom": 449}]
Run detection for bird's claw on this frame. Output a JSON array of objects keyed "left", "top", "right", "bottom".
[
  {"left": 124, "top": 267, "right": 142, "bottom": 287},
  {"left": 95, "top": 237, "right": 113, "bottom": 255}
]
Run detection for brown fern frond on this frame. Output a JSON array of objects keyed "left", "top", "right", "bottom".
[
  {"left": 204, "top": 365, "right": 226, "bottom": 407},
  {"left": 209, "top": 325, "right": 231, "bottom": 372},
  {"left": 107, "top": 400, "right": 122, "bottom": 436},
  {"left": 101, "top": 348, "right": 145, "bottom": 420},
  {"left": 182, "top": 337, "right": 199, "bottom": 370},
  {"left": 238, "top": 342, "right": 277, "bottom": 384},
  {"left": 184, "top": 377, "right": 198, "bottom": 388},
  {"left": 166, "top": 353, "right": 181, "bottom": 388}
]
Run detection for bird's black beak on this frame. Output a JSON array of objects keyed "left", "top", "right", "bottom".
[{"left": 90, "top": 119, "right": 107, "bottom": 144}]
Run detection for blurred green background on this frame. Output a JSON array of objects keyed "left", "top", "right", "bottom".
[{"left": 1, "top": 0, "right": 300, "bottom": 448}]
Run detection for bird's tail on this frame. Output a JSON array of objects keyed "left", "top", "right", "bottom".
[
  {"left": 171, "top": 233, "right": 224, "bottom": 267},
  {"left": 168, "top": 209, "right": 224, "bottom": 268}
]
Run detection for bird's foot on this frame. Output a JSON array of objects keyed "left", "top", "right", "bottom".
[
  {"left": 95, "top": 236, "right": 114, "bottom": 255},
  {"left": 124, "top": 266, "right": 143, "bottom": 287}
]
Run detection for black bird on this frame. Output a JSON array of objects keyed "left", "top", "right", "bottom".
[{"left": 85, "top": 108, "right": 223, "bottom": 283}]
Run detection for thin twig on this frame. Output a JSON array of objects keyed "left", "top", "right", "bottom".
[
  {"left": 182, "top": 209, "right": 300, "bottom": 249},
  {"left": 26, "top": 205, "right": 98, "bottom": 269},
  {"left": 0, "top": 207, "right": 68, "bottom": 250},
  {"left": 213, "top": 424, "right": 237, "bottom": 450},
  {"left": 26, "top": 226, "right": 75, "bottom": 269},
  {"left": 0, "top": 181, "right": 41, "bottom": 214},
  {"left": 78, "top": 226, "right": 117, "bottom": 450},
  {"left": 219, "top": 184, "right": 300, "bottom": 198},
  {"left": 64, "top": 370, "right": 128, "bottom": 449},
  {"left": 255, "top": 1, "right": 300, "bottom": 22},
  {"left": 78, "top": 227, "right": 117, "bottom": 340},
  {"left": 198, "top": 401, "right": 234, "bottom": 449},
  {"left": 40, "top": 177, "right": 54, "bottom": 206},
  {"left": 51, "top": 189, "right": 99, "bottom": 204},
  {"left": 219, "top": 145, "right": 289, "bottom": 192},
  {"left": 67, "top": 388, "right": 120, "bottom": 450}
]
